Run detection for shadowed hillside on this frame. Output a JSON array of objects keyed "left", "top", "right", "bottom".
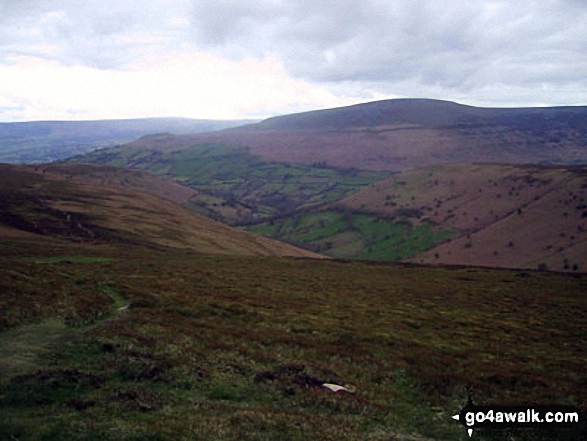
[
  {"left": 34, "top": 163, "right": 199, "bottom": 205},
  {"left": 0, "top": 164, "right": 320, "bottom": 258}
]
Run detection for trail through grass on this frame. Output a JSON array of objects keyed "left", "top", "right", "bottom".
[
  {"left": 1, "top": 244, "right": 585, "bottom": 440},
  {"left": 0, "top": 281, "right": 128, "bottom": 383}
]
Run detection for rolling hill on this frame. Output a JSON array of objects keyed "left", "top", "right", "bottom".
[
  {"left": 243, "top": 163, "right": 587, "bottom": 271},
  {"left": 69, "top": 142, "right": 387, "bottom": 225},
  {"left": 338, "top": 163, "right": 587, "bottom": 271},
  {"left": 0, "top": 164, "right": 320, "bottom": 258},
  {"left": 0, "top": 118, "right": 255, "bottom": 164},
  {"left": 95, "top": 99, "right": 587, "bottom": 171},
  {"left": 1, "top": 206, "right": 586, "bottom": 440}
]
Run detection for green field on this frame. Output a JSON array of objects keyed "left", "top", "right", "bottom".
[
  {"left": 244, "top": 210, "right": 455, "bottom": 261},
  {"left": 71, "top": 144, "right": 387, "bottom": 224},
  {"left": 1, "top": 240, "right": 585, "bottom": 440}
]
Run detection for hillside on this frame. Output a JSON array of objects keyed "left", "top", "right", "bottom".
[
  {"left": 1, "top": 156, "right": 586, "bottom": 439},
  {"left": 0, "top": 164, "right": 320, "bottom": 258},
  {"left": 337, "top": 163, "right": 587, "bottom": 271},
  {"left": 33, "top": 163, "right": 200, "bottom": 205},
  {"left": 94, "top": 99, "right": 587, "bottom": 171},
  {"left": 69, "top": 143, "right": 387, "bottom": 225},
  {"left": 1, "top": 229, "right": 586, "bottom": 439},
  {"left": 0, "top": 118, "right": 254, "bottom": 164}
]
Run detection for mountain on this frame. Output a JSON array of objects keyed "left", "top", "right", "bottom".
[
  {"left": 103, "top": 99, "right": 587, "bottom": 171},
  {"left": 254, "top": 98, "right": 587, "bottom": 131},
  {"left": 0, "top": 164, "right": 320, "bottom": 258},
  {"left": 0, "top": 118, "right": 255, "bottom": 164}
]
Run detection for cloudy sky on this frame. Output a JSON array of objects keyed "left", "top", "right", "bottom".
[{"left": 1, "top": 0, "right": 586, "bottom": 121}]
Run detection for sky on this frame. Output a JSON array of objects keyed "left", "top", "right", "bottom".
[{"left": 1, "top": 0, "right": 586, "bottom": 122}]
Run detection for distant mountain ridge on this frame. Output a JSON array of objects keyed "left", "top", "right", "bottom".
[
  {"left": 252, "top": 98, "right": 587, "bottom": 131},
  {"left": 113, "top": 99, "right": 587, "bottom": 171}
]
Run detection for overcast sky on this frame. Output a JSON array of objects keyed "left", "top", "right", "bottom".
[{"left": 1, "top": 0, "right": 586, "bottom": 121}]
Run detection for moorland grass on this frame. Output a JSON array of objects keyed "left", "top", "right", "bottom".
[{"left": 1, "top": 241, "right": 585, "bottom": 440}]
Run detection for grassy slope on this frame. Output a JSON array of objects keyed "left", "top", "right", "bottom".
[
  {"left": 0, "top": 238, "right": 585, "bottom": 440},
  {"left": 69, "top": 142, "right": 387, "bottom": 225},
  {"left": 0, "top": 164, "right": 320, "bottom": 259},
  {"left": 34, "top": 163, "right": 199, "bottom": 205},
  {"left": 338, "top": 163, "right": 587, "bottom": 271}
]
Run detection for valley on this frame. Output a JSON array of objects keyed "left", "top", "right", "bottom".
[
  {"left": 1, "top": 99, "right": 587, "bottom": 439},
  {"left": 69, "top": 141, "right": 387, "bottom": 225},
  {"left": 64, "top": 101, "right": 587, "bottom": 271}
]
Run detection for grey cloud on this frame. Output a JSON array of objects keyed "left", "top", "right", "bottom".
[
  {"left": 0, "top": 0, "right": 191, "bottom": 68},
  {"left": 0, "top": 0, "right": 46, "bottom": 22},
  {"left": 186, "top": 0, "right": 587, "bottom": 94},
  {"left": 1, "top": 0, "right": 585, "bottom": 107}
]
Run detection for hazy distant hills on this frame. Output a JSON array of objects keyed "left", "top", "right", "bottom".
[
  {"left": 0, "top": 163, "right": 320, "bottom": 258},
  {"left": 127, "top": 99, "right": 587, "bottom": 171},
  {"left": 0, "top": 118, "right": 255, "bottom": 164}
]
